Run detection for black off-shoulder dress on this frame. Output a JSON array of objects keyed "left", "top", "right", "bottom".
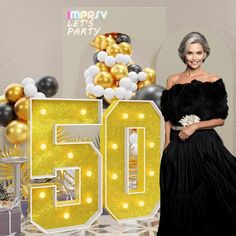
[{"left": 158, "top": 79, "right": 236, "bottom": 236}]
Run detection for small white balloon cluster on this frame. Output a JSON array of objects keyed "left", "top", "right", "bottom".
[
  {"left": 129, "top": 132, "right": 138, "bottom": 156},
  {"left": 84, "top": 51, "right": 147, "bottom": 101},
  {"left": 21, "top": 77, "right": 46, "bottom": 98}
]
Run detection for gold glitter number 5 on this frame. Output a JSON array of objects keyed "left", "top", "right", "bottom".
[{"left": 29, "top": 99, "right": 102, "bottom": 233}]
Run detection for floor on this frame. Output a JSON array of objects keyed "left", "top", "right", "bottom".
[{"left": 10, "top": 211, "right": 159, "bottom": 236}]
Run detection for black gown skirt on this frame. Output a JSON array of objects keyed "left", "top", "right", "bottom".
[{"left": 157, "top": 128, "right": 236, "bottom": 236}]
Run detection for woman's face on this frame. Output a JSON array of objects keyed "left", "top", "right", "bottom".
[{"left": 185, "top": 43, "right": 206, "bottom": 69}]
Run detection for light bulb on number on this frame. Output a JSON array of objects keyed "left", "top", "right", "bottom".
[
  {"left": 40, "top": 109, "right": 47, "bottom": 115},
  {"left": 63, "top": 213, "right": 70, "bottom": 219},
  {"left": 86, "top": 170, "right": 92, "bottom": 177},
  {"left": 122, "top": 113, "right": 128, "bottom": 119},
  {"left": 39, "top": 192, "right": 46, "bottom": 199},
  {"left": 86, "top": 197, "right": 92, "bottom": 204},
  {"left": 67, "top": 152, "right": 74, "bottom": 159},
  {"left": 149, "top": 142, "right": 155, "bottom": 148},
  {"left": 123, "top": 203, "right": 128, "bottom": 209},
  {"left": 40, "top": 144, "right": 47, "bottom": 150},
  {"left": 139, "top": 113, "right": 145, "bottom": 119},
  {"left": 112, "top": 143, "right": 118, "bottom": 150},
  {"left": 80, "top": 109, "right": 87, "bottom": 115}
]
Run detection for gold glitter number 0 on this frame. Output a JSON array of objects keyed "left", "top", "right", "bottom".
[
  {"left": 101, "top": 101, "right": 161, "bottom": 221},
  {"left": 29, "top": 99, "right": 102, "bottom": 233}
]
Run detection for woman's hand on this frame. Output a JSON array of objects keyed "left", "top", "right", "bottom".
[{"left": 178, "top": 123, "right": 198, "bottom": 141}]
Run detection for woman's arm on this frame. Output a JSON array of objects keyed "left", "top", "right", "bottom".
[{"left": 179, "top": 118, "right": 225, "bottom": 141}]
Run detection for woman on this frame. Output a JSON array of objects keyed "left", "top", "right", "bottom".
[{"left": 158, "top": 32, "right": 236, "bottom": 236}]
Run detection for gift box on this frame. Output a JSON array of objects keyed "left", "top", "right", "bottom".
[
  {"left": 0, "top": 207, "right": 21, "bottom": 235},
  {"left": 21, "top": 200, "right": 28, "bottom": 217}
]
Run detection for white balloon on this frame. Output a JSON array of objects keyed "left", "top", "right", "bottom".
[
  {"left": 115, "top": 54, "right": 125, "bottom": 64},
  {"left": 22, "top": 77, "right": 35, "bottom": 87},
  {"left": 128, "top": 71, "right": 138, "bottom": 82},
  {"left": 97, "top": 51, "right": 108, "bottom": 62},
  {"left": 119, "top": 77, "right": 132, "bottom": 90},
  {"left": 130, "top": 143, "right": 138, "bottom": 155},
  {"left": 104, "top": 88, "right": 115, "bottom": 99},
  {"left": 125, "top": 90, "right": 133, "bottom": 100},
  {"left": 86, "top": 76, "right": 94, "bottom": 84},
  {"left": 89, "top": 65, "right": 100, "bottom": 77},
  {"left": 123, "top": 55, "right": 131, "bottom": 65},
  {"left": 115, "top": 87, "right": 127, "bottom": 99},
  {"left": 84, "top": 69, "right": 91, "bottom": 78},
  {"left": 24, "top": 84, "right": 38, "bottom": 97},
  {"left": 105, "top": 56, "right": 116, "bottom": 67},
  {"left": 137, "top": 71, "right": 147, "bottom": 81},
  {"left": 86, "top": 83, "right": 95, "bottom": 94},
  {"left": 130, "top": 83, "right": 138, "bottom": 92},
  {"left": 92, "top": 85, "right": 104, "bottom": 97},
  {"left": 33, "top": 92, "right": 46, "bottom": 98},
  {"left": 129, "top": 133, "right": 138, "bottom": 144}
]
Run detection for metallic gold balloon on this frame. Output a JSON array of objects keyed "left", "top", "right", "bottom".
[
  {"left": 0, "top": 95, "right": 8, "bottom": 104},
  {"left": 110, "top": 64, "right": 128, "bottom": 81},
  {"left": 90, "top": 34, "right": 106, "bottom": 50},
  {"left": 101, "top": 37, "right": 116, "bottom": 51},
  {"left": 137, "top": 80, "right": 152, "bottom": 90},
  {"left": 14, "top": 97, "right": 29, "bottom": 121},
  {"left": 5, "top": 84, "right": 24, "bottom": 103},
  {"left": 106, "top": 44, "right": 121, "bottom": 57},
  {"left": 96, "top": 62, "right": 109, "bottom": 72},
  {"left": 143, "top": 68, "right": 156, "bottom": 84},
  {"left": 5, "top": 120, "right": 28, "bottom": 144},
  {"left": 119, "top": 42, "right": 132, "bottom": 55},
  {"left": 94, "top": 72, "right": 114, "bottom": 88}
]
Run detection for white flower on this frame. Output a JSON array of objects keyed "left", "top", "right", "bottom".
[{"left": 179, "top": 114, "right": 200, "bottom": 127}]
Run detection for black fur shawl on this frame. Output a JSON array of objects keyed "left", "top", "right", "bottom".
[{"left": 160, "top": 79, "right": 228, "bottom": 125}]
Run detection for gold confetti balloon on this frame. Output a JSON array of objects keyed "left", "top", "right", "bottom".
[
  {"left": 96, "top": 62, "right": 109, "bottom": 72},
  {"left": 101, "top": 36, "right": 116, "bottom": 51},
  {"left": 90, "top": 34, "right": 106, "bottom": 50},
  {"left": 4, "top": 84, "right": 24, "bottom": 103},
  {"left": 14, "top": 97, "right": 29, "bottom": 121},
  {"left": 106, "top": 44, "right": 121, "bottom": 57},
  {"left": 110, "top": 64, "right": 128, "bottom": 81},
  {"left": 5, "top": 120, "right": 28, "bottom": 144},
  {"left": 143, "top": 68, "right": 156, "bottom": 84},
  {"left": 94, "top": 72, "right": 114, "bottom": 88},
  {"left": 119, "top": 42, "right": 132, "bottom": 55}
]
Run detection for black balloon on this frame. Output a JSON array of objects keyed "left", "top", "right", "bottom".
[
  {"left": 128, "top": 64, "right": 142, "bottom": 74},
  {"left": 116, "top": 33, "right": 131, "bottom": 44},
  {"left": 93, "top": 51, "right": 100, "bottom": 64},
  {"left": 132, "top": 84, "right": 165, "bottom": 109},
  {"left": 0, "top": 104, "right": 15, "bottom": 127},
  {"left": 36, "top": 76, "right": 59, "bottom": 97}
]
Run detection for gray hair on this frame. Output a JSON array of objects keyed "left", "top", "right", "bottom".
[{"left": 178, "top": 32, "right": 210, "bottom": 63}]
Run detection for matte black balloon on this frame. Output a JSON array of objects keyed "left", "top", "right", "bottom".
[
  {"left": 132, "top": 84, "right": 165, "bottom": 109},
  {"left": 36, "top": 76, "right": 59, "bottom": 97},
  {"left": 0, "top": 104, "right": 15, "bottom": 127},
  {"left": 128, "top": 64, "right": 142, "bottom": 74},
  {"left": 116, "top": 34, "right": 131, "bottom": 44},
  {"left": 93, "top": 51, "right": 100, "bottom": 64}
]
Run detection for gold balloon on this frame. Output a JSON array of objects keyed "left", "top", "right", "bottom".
[
  {"left": 104, "top": 96, "right": 118, "bottom": 104},
  {"left": 137, "top": 80, "right": 152, "bottom": 90},
  {"left": 101, "top": 36, "right": 116, "bottom": 51},
  {"left": 110, "top": 64, "right": 128, "bottom": 81},
  {"left": 106, "top": 44, "right": 121, "bottom": 56},
  {"left": 86, "top": 92, "right": 97, "bottom": 99},
  {"left": 119, "top": 42, "right": 132, "bottom": 55},
  {"left": 96, "top": 62, "right": 109, "bottom": 72},
  {"left": 5, "top": 84, "right": 24, "bottom": 103},
  {"left": 5, "top": 120, "right": 28, "bottom": 144},
  {"left": 14, "top": 97, "right": 29, "bottom": 121},
  {"left": 0, "top": 94, "right": 8, "bottom": 103},
  {"left": 90, "top": 34, "right": 106, "bottom": 50},
  {"left": 94, "top": 72, "right": 114, "bottom": 88},
  {"left": 143, "top": 68, "right": 156, "bottom": 84}
]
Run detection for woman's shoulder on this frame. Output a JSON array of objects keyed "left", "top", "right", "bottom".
[{"left": 166, "top": 74, "right": 181, "bottom": 89}]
